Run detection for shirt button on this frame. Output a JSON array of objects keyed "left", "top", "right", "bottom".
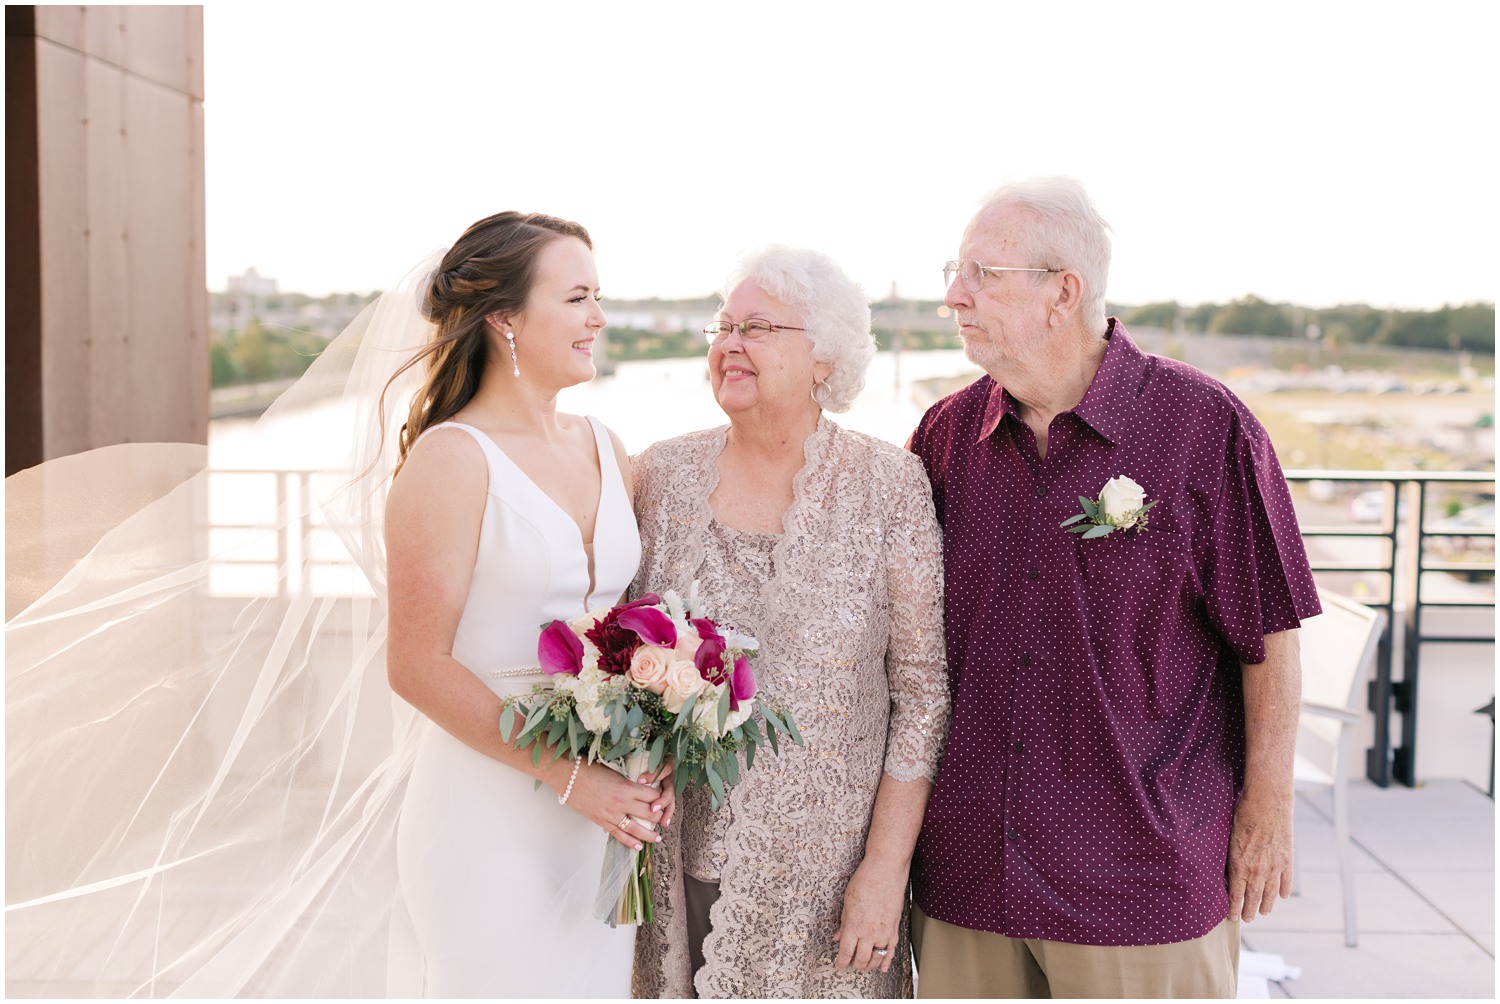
[
  {"left": 1027, "top": 568, "right": 1039, "bottom": 580},
  {"left": 1019, "top": 653, "right": 1032, "bottom": 667},
  {"left": 1007, "top": 829, "right": 1020, "bottom": 841},
  {"left": 1035, "top": 484, "right": 1047, "bottom": 497},
  {"left": 1012, "top": 741, "right": 1024, "bottom": 753}
]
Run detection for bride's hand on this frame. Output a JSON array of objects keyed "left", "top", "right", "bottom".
[
  {"left": 639, "top": 758, "right": 675, "bottom": 829},
  {"left": 568, "top": 762, "right": 668, "bottom": 850}
]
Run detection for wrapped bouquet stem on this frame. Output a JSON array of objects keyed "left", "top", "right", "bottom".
[
  {"left": 594, "top": 748, "right": 655, "bottom": 926},
  {"left": 501, "top": 588, "right": 801, "bottom": 927}
]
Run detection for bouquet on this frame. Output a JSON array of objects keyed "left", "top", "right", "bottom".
[{"left": 499, "top": 586, "right": 801, "bottom": 926}]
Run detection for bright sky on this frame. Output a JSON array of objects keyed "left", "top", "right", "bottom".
[{"left": 205, "top": 2, "right": 1498, "bottom": 311}]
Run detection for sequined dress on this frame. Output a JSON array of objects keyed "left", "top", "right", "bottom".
[{"left": 630, "top": 417, "right": 949, "bottom": 999}]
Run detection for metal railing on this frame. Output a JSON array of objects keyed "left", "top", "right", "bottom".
[
  {"left": 204, "top": 466, "right": 1495, "bottom": 789},
  {"left": 206, "top": 468, "right": 362, "bottom": 597},
  {"left": 1285, "top": 470, "right": 1495, "bottom": 789}
]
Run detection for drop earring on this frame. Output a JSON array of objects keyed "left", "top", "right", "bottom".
[{"left": 505, "top": 331, "right": 519, "bottom": 377}]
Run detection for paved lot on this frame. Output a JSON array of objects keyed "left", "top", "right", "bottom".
[{"left": 1242, "top": 779, "right": 1494, "bottom": 998}]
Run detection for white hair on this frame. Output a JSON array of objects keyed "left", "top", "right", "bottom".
[
  {"left": 722, "top": 245, "right": 874, "bottom": 413},
  {"left": 979, "top": 177, "right": 1113, "bottom": 328}
]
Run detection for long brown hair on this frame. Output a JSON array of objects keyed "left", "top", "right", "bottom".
[{"left": 381, "top": 211, "right": 592, "bottom": 476}]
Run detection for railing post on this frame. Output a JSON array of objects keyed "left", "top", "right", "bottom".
[
  {"left": 1391, "top": 481, "right": 1427, "bottom": 786},
  {"left": 1365, "top": 623, "right": 1394, "bottom": 787},
  {"left": 276, "top": 471, "right": 290, "bottom": 600}
]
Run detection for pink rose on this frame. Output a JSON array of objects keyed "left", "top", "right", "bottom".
[
  {"left": 662, "top": 659, "right": 708, "bottom": 714},
  {"left": 627, "top": 646, "right": 673, "bottom": 694},
  {"left": 672, "top": 627, "right": 702, "bottom": 665}
]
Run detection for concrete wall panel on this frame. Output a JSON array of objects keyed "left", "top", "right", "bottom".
[
  {"left": 34, "top": 39, "right": 91, "bottom": 458},
  {"left": 8, "top": 5, "right": 208, "bottom": 470}
]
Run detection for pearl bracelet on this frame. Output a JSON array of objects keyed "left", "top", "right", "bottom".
[{"left": 558, "top": 757, "right": 583, "bottom": 805}]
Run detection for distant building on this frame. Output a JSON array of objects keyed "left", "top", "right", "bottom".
[{"left": 224, "top": 268, "right": 278, "bottom": 325}]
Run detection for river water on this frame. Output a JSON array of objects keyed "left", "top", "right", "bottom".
[{"left": 208, "top": 349, "right": 981, "bottom": 468}]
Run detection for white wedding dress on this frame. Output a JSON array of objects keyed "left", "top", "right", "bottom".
[
  {"left": 396, "top": 418, "right": 641, "bottom": 998},
  {"left": 5, "top": 256, "right": 647, "bottom": 997}
]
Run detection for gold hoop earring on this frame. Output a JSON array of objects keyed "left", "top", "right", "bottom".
[
  {"left": 505, "top": 331, "right": 519, "bottom": 377},
  {"left": 810, "top": 379, "right": 831, "bottom": 408}
]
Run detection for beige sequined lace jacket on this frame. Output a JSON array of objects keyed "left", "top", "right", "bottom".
[{"left": 630, "top": 417, "right": 949, "bottom": 999}]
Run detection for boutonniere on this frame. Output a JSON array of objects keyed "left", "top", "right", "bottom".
[{"left": 1061, "top": 475, "right": 1159, "bottom": 539}]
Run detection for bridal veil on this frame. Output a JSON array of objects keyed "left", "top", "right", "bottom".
[{"left": 6, "top": 253, "right": 446, "bottom": 996}]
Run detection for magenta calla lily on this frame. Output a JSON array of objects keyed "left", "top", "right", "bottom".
[
  {"left": 537, "top": 619, "right": 584, "bottom": 675},
  {"left": 691, "top": 619, "right": 728, "bottom": 682},
  {"left": 730, "top": 653, "right": 756, "bottom": 708},
  {"left": 616, "top": 606, "right": 677, "bottom": 648}
]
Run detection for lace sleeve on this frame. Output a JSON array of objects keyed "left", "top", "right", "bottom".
[{"left": 879, "top": 449, "right": 950, "bottom": 782}]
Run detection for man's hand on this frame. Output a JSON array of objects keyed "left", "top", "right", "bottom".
[
  {"left": 1227, "top": 791, "right": 1294, "bottom": 920},
  {"left": 1231, "top": 628, "right": 1301, "bottom": 922}
]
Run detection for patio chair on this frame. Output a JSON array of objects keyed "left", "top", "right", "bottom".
[{"left": 1292, "top": 587, "right": 1386, "bottom": 948}]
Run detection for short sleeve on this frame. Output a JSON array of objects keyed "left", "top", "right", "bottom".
[{"left": 1204, "top": 403, "right": 1322, "bottom": 664}]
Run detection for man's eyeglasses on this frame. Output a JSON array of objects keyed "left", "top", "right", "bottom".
[
  {"left": 943, "top": 259, "right": 1062, "bottom": 293},
  {"left": 702, "top": 319, "right": 806, "bottom": 345}
]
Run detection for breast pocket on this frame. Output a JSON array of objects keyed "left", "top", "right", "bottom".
[{"left": 1077, "top": 530, "right": 1207, "bottom": 721}]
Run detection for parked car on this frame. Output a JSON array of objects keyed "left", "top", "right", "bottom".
[{"left": 1349, "top": 490, "right": 1386, "bottom": 524}]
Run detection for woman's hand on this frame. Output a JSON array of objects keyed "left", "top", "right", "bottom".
[
  {"left": 832, "top": 859, "right": 907, "bottom": 973},
  {"left": 640, "top": 758, "right": 676, "bottom": 829},
  {"left": 563, "top": 761, "right": 669, "bottom": 850}
]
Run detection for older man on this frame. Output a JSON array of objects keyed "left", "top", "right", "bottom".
[{"left": 907, "top": 178, "right": 1320, "bottom": 998}]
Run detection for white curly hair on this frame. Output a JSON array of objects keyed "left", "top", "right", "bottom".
[{"left": 722, "top": 245, "right": 874, "bottom": 413}]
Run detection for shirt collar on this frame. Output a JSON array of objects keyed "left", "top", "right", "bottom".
[{"left": 977, "top": 318, "right": 1148, "bottom": 445}]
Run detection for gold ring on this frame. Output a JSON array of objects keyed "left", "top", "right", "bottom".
[{"left": 616, "top": 815, "right": 631, "bottom": 830}]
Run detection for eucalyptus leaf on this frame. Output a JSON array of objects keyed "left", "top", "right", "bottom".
[
  {"left": 704, "top": 761, "right": 726, "bottom": 809},
  {"left": 716, "top": 687, "right": 731, "bottom": 732},
  {"left": 1060, "top": 513, "right": 1087, "bottom": 527},
  {"left": 626, "top": 703, "right": 643, "bottom": 733},
  {"left": 1141, "top": 499, "right": 1160, "bottom": 512},
  {"left": 499, "top": 704, "right": 516, "bottom": 741},
  {"left": 742, "top": 718, "right": 763, "bottom": 746},
  {"left": 567, "top": 715, "right": 581, "bottom": 756},
  {"left": 1080, "top": 496, "right": 1099, "bottom": 519},
  {"left": 1082, "top": 524, "right": 1114, "bottom": 539},
  {"left": 744, "top": 739, "right": 757, "bottom": 771},
  {"left": 530, "top": 742, "right": 543, "bottom": 767},
  {"left": 648, "top": 734, "right": 667, "bottom": 775},
  {"left": 675, "top": 692, "right": 699, "bottom": 730},
  {"left": 1067, "top": 525, "right": 1091, "bottom": 534},
  {"left": 609, "top": 705, "right": 626, "bottom": 745},
  {"left": 722, "top": 749, "right": 740, "bottom": 785},
  {"left": 783, "top": 711, "right": 803, "bottom": 745}
]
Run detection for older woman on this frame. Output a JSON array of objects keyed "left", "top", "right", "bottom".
[{"left": 630, "top": 247, "right": 949, "bottom": 998}]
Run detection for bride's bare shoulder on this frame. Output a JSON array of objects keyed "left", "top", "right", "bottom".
[{"left": 387, "top": 425, "right": 487, "bottom": 519}]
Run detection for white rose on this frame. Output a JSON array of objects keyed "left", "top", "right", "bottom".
[
  {"left": 661, "top": 660, "right": 708, "bottom": 714},
  {"left": 1098, "top": 475, "right": 1147, "bottom": 526},
  {"left": 722, "top": 702, "right": 753, "bottom": 733}
]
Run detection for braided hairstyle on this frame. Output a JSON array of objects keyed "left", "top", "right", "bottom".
[{"left": 382, "top": 211, "right": 592, "bottom": 475}]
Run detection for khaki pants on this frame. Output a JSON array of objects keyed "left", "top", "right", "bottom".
[{"left": 911, "top": 906, "right": 1240, "bottom": 999}]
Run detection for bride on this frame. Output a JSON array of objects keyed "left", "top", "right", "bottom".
[
  {"left": 5, "top": 212, "right": 667, "bottom": 997},
  {"left": 387, "top": 211, "right": 669, "bottom": 996}
]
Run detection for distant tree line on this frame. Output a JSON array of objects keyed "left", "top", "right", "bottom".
[
  {"left": 211, "top": 318, "right": 327, "bottom": 388},
  {"left": 1120, "top": 296, "right": 1494, "bottom": 354}
]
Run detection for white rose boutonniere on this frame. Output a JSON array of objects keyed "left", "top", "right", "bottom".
[{"left": 1062, "top": 475, "right": 1159, "bottom": 539}]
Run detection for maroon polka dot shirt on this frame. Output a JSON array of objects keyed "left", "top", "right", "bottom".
[{"left": 908, "top": 320, "right": 1320, "bottom": 946}]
